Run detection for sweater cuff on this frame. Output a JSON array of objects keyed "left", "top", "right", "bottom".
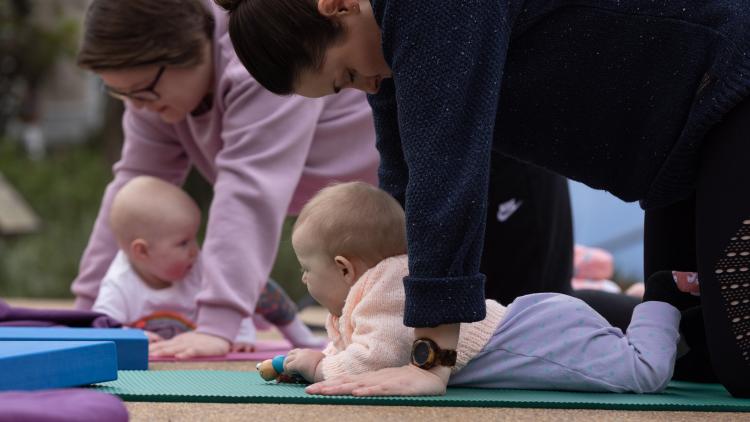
[
  {"left": 196, "top": 304, "right": 245, "bottom": 342},
  {"left": 74, "top": 296, "right": 95, "bottom": 311},
  {"left": 403, "top": 274, "right": 486, "bottom": 327}
]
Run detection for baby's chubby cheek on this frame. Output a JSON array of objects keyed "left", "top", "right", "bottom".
[{"left": 164, "top": 261, "right": 192, "bottom": 281}]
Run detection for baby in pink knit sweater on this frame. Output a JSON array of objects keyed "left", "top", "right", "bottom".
[
  {"left": 286, "top": 181, "right": 410, "bottom": 382},
  {"left": 286, "top": 182, "right": 682, "bottom": 393}
]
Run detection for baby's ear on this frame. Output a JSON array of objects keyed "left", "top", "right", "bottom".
[
  {"left": 318, "top": 0, "right": 360, "bottom": 17},
  {"left": 334, "top": 255, "right": 357, "bottom": 285},
  {"left": 130, "top": 239, "right": 149, "bottom": 261}
]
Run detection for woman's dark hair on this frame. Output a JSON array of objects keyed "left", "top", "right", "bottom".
[
  {"left": 77, "top": 0, "right": 215, "bottom": 71},
  {"left": 215, "top": 0, "right": 344, "bottom": 95}
]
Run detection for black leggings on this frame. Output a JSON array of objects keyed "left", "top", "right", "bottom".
[
  {"left": 645, "top": 97, "right": 750, "bottom": 397},
  {"left": 482, "top": 153, "right": 639, "bottom": 332}
]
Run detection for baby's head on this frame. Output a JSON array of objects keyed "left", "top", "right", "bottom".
[
  {"left": 215, "top": 0, "right": 391, "bottom": 97},
  {"left": 292, "top": 181, "right": 406, "bottom": 316},
  {"left": 110, "top": 176, "right": 201, "bottom": 288}
]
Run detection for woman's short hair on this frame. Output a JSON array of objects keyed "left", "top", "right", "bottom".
[{"left": 77, "top": 0, "right": 214, "bottom": 71}]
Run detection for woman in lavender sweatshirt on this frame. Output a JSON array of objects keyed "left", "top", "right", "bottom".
[{"left": 73, "top": 0, "right": 379, "bottom": 357}]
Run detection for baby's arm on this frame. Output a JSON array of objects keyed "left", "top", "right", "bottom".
[
  {"left": 92, "top": 279, "right": 129, "bottom": 324},
  {"left": 316, "top": 272, "right": 414, "bottom": 380},
  {"left": 284, "top": 348, "right": 326, "bottom": 382},
  {"left": 144, "top": 331, "right": 164, "bottom": 343}
]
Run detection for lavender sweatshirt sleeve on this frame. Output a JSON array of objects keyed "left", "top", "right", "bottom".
[
  {"left": 193, "top": 66, "right": 326, "bottom": 341},
  {"left": 71, "top": 110, "right": 187, "bottom": 310}
]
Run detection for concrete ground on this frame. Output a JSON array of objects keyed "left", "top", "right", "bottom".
[{"left": 7, "top": 298, "right": 749, "bottom": 421}]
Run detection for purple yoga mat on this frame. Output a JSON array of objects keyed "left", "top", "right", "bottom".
[
  {"left": 0, "top": 389, "right": 128, "bottom": 422},
  {"left": 0, "top": 299, "right": 120, "bottom": 328},
  {"left": 149, "top": 339, "right": 296, "bottom": 362}
]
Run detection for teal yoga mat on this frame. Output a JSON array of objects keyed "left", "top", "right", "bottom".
[{"left": 93, "top": 371, "right": 750, "bottom": 411}]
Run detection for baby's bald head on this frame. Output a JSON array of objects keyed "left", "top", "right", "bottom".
[
  {"left": 293, "top": 181, "right": 406, "bottom": 267},
  {"left": 109, "top": 176, "right": 201, "bottom": 248}
]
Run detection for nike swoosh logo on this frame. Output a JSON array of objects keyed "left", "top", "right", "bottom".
[{"left": 497, "top": 198, "right": 523, "bottom": 222}]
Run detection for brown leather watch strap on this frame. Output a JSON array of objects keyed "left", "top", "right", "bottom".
[{"left": 437, "top": 349, "right": 457, "bottom": 366}]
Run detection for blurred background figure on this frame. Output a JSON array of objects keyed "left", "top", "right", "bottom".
[
  {"left": 572, "top": 244, "right": 645, "bottom": 299},
  {"left": 571, "top": 244, "right": 621, "bottom": 294},
  {"left": 570, "top": 181, "right": 646, "bottom": 298}
]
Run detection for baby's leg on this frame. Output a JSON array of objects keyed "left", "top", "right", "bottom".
[
  {"left": 450, "top": 293, "right": 680, "bottom": 393},
  {"left": 255, "top": 279, "right": 324, "bottom": 348},
  {"left": 255, "top": 278, "right": 298, "bottom": 325},
  {"left": 616, "top": 301, "right": 682, "bottom": 392}
]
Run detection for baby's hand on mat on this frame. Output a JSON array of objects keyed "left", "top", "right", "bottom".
[
  {"left": 284, "top": 348, "right": 325, "bottom": 382},
  {"left": 231, "top": 341, "right": 256, "bottom": 353},
  {"left": 149, "top": 331, "right": 230, "bottom": 359},
  {"left": 144, "top": 331, "right": 163, "bottom": 344},
  {"left": 305, "top": 364, "right": 448, "bottom": 396}
]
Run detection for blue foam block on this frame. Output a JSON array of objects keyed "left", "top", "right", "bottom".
[
  {"left": 0, "top": 341, "right": 117, "bottom": 391},
  {"left": 0, "top": 327, "right": 148, "bottom": 370}
]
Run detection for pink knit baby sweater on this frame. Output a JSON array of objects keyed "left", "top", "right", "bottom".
[{"left": 321, "top": 255, "right": 507, "bottom": 379}]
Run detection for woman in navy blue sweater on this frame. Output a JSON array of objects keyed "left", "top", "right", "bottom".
[{"left": 217, "top": 0, "right": 750, "bottom": 397}]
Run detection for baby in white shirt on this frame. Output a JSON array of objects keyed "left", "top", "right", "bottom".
[{"left": 93, "top": 176, "right": 323, "bottom": 351}]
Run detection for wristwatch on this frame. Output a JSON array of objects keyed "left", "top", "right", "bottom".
[{"left": 410, "top": 338, "right": 457, "bottom": 370}]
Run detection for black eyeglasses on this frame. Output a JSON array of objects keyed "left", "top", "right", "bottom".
[{"left": 104, "top": 66, "right": 165, "bottom": 102}]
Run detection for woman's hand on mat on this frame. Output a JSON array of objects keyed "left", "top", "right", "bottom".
[
  {"left": 305, "top": 364, "right": 449, "bottom": 396},
  {"left": 148, "top": 331, "right": 230, "bottom": 358},
  {"left": 285, "top": 348, "right": 325, "bottom": 382}
]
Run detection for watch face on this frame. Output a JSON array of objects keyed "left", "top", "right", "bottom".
[{"left": 413, "top": 341, "right": 431, "bottom": 366}]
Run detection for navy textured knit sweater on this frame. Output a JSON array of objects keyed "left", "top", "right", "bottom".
[{"left": 367, "top": 0, "right": 750, "bottom": 327}]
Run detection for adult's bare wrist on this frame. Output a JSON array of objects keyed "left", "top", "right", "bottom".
[
  {"left": 414, "top": 323, "right": 460, "bottom": 349},
  {"left": 412, "top": 323, "right": 459, "bottom": 385}
]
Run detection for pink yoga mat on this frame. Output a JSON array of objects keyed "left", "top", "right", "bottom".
[{"left": 149, "top": 339, "right": 295, "bottom": 362}]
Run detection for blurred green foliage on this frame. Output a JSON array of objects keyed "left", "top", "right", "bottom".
[
  {"left": 270, "top": 217, "right": 308, "bottom": 304},
  {"left": 0, "top": 0, "right": 80, "bottom": 130},
  {"left": 0, "top": 139, "right": 110, "bottom": 298}
]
